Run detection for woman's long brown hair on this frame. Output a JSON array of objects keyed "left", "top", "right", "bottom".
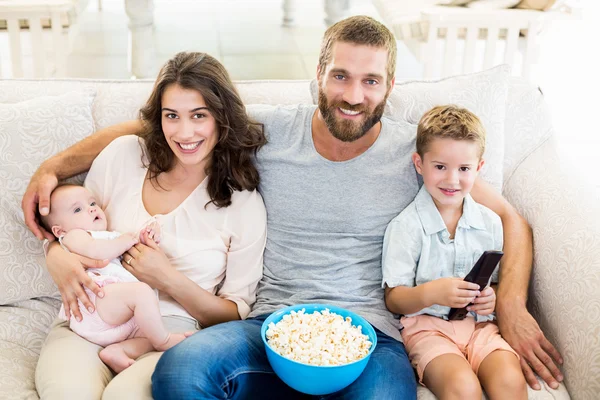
[{"left": 138, "top": 52, "right": 266, "bottom": 208}]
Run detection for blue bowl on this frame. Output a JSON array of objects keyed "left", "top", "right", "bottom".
[{"left": 261, "top": 304, "right": 377, "bottom": 396}]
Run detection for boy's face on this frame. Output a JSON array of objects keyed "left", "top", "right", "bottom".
[
  {"left": 48, "top": 186, "right": 107, "bottom": 237},
  {"left": 412, "top": 138, "right": 484, "bottom": 209},
  {"left": 317, "top": 42, "right": 394, "bottom": 143}
]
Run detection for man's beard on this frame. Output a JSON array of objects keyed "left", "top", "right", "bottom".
[{"left": 318, "top": 89, "right": 386, "bottom": 143}]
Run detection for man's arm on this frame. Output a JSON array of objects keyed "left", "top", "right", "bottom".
[
  {"left": 50, "top": 120, "right": 143, "bottom": 180},
  {"left": 471, "top": 179, "right": 532, "bottom": 312},
  {"left": 471, "top": 177, "right": 563, "bottom": 390},
  {"left": 22, "top": 120, "right": 143, "bottom": 240}
]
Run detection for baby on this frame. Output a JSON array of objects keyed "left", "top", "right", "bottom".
[{"left": 41, "top": 184, "right": 191, "bottom": 373}]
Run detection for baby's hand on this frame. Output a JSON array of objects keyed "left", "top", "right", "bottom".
[
  {"left": 140, "top": 221, "right": 161, "bottom": 245},
  {"left": 120, "top": 232, "right": 139, "bottom": 248}
]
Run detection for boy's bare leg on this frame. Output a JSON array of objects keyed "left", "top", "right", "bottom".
[
  {"left": 95, "top": 282, "right": 191, "bottom": 372},
  {"left": 478, "top": 350, "right": 527, "bottom": 400},
  {"left": 423, "top": 354, "right": 482, "bottom": 400}
]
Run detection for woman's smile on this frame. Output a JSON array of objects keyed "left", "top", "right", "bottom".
[{"left": 176, "top": 140, "right": 204, "bottom": 153}]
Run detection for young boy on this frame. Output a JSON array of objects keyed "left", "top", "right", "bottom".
[
  {"left": 40, "top": 184, "right": 191, "bottom": 373},
  {"left": 382, "top": 105, "right": 527, "bottom": 399}
]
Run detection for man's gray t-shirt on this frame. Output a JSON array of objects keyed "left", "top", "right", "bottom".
[{"left": 247, "top": 104, "right": 419, "bottom": 341}]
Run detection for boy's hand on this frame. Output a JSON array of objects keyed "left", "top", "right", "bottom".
[
  {"left": 140, "top": 221, "right": 161, "bottom": 245},
  {"left": 425, "top": 277, "right": 480, "bottom": 308},
  {"left": 468, "top": 286, "right": 496, "bottom": 315}
]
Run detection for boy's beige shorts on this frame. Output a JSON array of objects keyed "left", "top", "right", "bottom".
[{"left": 35, "top": 315, "right": 199, "bottom": 400}]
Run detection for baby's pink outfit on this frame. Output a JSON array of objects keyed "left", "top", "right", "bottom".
[
  {"left": 58, "top": 230, "right": 140, "bottom": 347},
  {"left": 59, "top": 275, "right": 139, "bottom": 347}
]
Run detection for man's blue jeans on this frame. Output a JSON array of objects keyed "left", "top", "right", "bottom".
[{"left": 152, "top": 315, "right": 417, "bottom": 399}]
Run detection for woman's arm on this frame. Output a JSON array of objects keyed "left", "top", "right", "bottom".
[
  {"left": 213, "top": 191, "right": 267, "bottom": 320},
  {"left": 177, "top": 191, "right": 267, "bottom": 326},
  {"left": 121, "top": 236, "right": 240, "bottom": 327},
  {"left": 22, "top": 120, "right": 144, "bottom": 240},
  {"left": 163, "top": 271, "right": 241, "bottom": 327}
]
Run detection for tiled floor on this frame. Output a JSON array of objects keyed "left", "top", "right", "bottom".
[
  {"left": 0, "top": 0, "right": 598, "bottom": 189},
  {"left": 65, "top": 0, "right": 383, "bottom": 80}
]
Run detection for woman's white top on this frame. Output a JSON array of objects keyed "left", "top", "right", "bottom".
[{"left": 84, "top": 135, "right": 267, "bottom": 320}]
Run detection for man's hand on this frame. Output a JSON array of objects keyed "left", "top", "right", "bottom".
[
  {"left": 46, "top": 242, "right": 109, "bottom": 321},
  {"left": 21, "top": 164, "right": 59, "bottom": 240},
  {"left": 498, "top": 304, "right": 564, "bottom": 390},
  {"left": 425, "top": 277, "right": 481, "bottom": 308},
  {"left": 467, "top": 286, "right": 496, "bottom": 316}
]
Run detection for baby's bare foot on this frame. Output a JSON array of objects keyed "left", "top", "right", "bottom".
[
  {"left": 154, "top": 332, "right": 191, "bottom": 352},
  {"left": 99, "top": 344, "right": 135, "bottom": 374}
]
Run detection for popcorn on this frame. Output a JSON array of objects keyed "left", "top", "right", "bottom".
[{"left": 265, "top": 308, "right": 373, "bottom": 366}]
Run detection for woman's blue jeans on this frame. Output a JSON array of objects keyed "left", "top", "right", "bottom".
[{"left": 152, "top": 315, "right": 417, "bottom": 399}]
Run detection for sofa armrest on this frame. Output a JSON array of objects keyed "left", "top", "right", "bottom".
[{"left": 503, "top": 136, "right": 600, "bottom": 400}]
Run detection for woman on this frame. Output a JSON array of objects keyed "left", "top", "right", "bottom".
[{"left": 34, "top": 52, "right": 267, "bottom": 399}]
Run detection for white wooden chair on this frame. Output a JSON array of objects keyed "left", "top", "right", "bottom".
[
  {"left": 373, "top": 1, "right": 578, "bottom": 79},
  {"left": 0, "top": 0, "right": 78, "bottom": 78}
]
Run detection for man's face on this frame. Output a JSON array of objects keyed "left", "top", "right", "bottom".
[{"left": 317, "top": 42, "right": 393, "bottom": 142}]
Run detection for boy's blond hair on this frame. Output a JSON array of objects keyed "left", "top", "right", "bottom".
[
  {"left": 318, "top": 16, "right": 397, "bottom": 88},
  {"left": 416, "top": 105, "right": 486, "bottom": 158}
]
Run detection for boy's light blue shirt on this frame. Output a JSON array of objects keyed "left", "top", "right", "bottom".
[{"left": 382, "top": 185, "right": 503, "bottom": 322}]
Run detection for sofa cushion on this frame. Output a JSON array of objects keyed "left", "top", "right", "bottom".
[
  {"left": 504, "top": 136, "right": 600, "bottom": 400},
  {"left": 417, "top": 380, "right": 570, "bottom": 399},
  {"left": 0, "top": 298, "right": 59, "bottom": 400},
  {"left": 0, "top": 79, "right": 313, "bottom": 130},
  {"left": 90, "top": 80, "right": 315, "bottom": 131},
  {"left": 502, "top": 77, "right": 554, "bottom": 185},
  {"left": 0, "top": 91, "right": 96, "bottom": 305},
  {"left": 310, "top": 65, "right": 510, "bottom": 191}
]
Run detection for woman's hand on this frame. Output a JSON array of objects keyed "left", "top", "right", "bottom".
[
  {"left": 121, "top": 233, "right": 176, "bottom": 292},
  {"left": 468, "top": 286, "right": 496, "bottom": 315},
  {"left": 46, "top": 241, "right": 109, "bottom": 321}
]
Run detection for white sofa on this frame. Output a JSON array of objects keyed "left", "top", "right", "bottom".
[{"left": 0, "top": 68, "right": 598, "bottom": 400}]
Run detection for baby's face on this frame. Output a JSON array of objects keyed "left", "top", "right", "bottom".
[{"left": 49, "top": 186, "right": 108, "bottom": 235}]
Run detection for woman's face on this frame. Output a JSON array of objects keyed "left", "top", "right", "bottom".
[{"left": 161, "top": 83, "right": 219, "bottom": 171}]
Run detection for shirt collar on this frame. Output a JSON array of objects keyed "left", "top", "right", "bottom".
[
  {"left": 415, "top": 186, "right": 487, "bottom": 235},
  {"left": 415, "top": 186, "right": 447, "bottom": 235},
  {"left": 458, "top": 193, "right": 487, "bottom": 230}
]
